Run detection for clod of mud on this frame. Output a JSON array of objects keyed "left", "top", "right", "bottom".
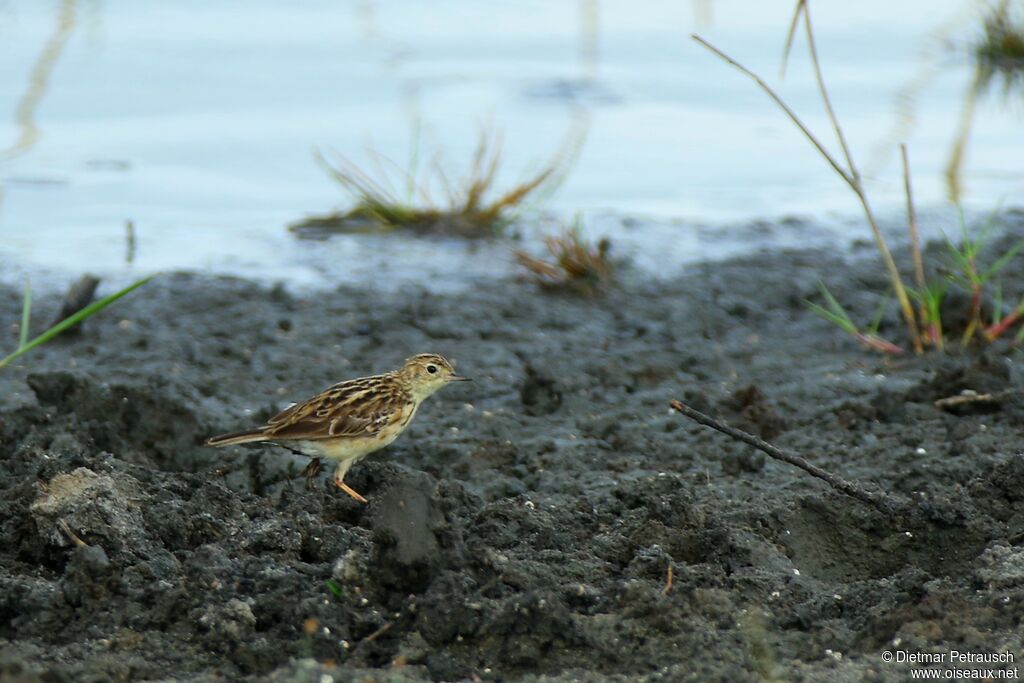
[
  {"left": 368, "top": 470, "right": 466, "bottom": 593},
  {"left": 29, "top": 467, "right": 152, "bottom": 560}
]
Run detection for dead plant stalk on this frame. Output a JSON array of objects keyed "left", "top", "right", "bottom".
[
  {"left": 693, "top": 2, "right": 923, "bottom": 352},
  {"left": 669, "top": 400, "right": 906, "bottom": 517}
]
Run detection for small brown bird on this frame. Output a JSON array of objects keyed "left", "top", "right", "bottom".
[{"left": 206, "top": 353, "right": 469, "bottom": 503}]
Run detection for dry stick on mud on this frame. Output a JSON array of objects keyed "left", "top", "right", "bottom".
[
  {"left": 669, "top": 400, "right": 906, "bottom": 517},
  {"left": 693, "top": 22, "right": 922, "bottom": 353},
  {"left": 51, "top": 275, "right": 100, "bottom": 333}
]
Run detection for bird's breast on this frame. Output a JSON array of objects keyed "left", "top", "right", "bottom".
[{"left": 379, "top": 401, "right": 419, "bottom": 443}]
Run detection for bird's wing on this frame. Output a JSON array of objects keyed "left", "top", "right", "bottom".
[{"left": 264, "top": 375, "right": 407, "bottom": 441}]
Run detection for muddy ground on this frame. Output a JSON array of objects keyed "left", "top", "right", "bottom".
[{"left": 2, "top": 214, "right": 1024, "bottom": 682}]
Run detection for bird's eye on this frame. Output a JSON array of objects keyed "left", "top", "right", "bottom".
[{"left": 426, "top": 365, "right": 438, "bottom": 374}]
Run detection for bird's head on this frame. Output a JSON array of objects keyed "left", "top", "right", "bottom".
[{"left": 398, "top": 353, "right": 470, "bottom": 400}]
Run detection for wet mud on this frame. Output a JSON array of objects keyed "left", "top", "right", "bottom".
[{"left": 2, "top": 218, "right": 1024, "bottom": 681}]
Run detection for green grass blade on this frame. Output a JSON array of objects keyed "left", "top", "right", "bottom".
[
  {"left": 806, "top": 283, "right": 858, "bottom": 335},
  {"left": 0, "top": 274, "right": 154, "bottom": 370},
  {"left": 867, "top": 293, "right": 891, "bottom": 335},
  {"left": 818, "top": 283, "right": 857, "bottom": 327},
  {"left": 18, "top": 279, "right": 32, "bottom": 349},
  {"left": 324, "top": 579, "right": 344, "bottom": 600},
  {"left": 983, "top": 237, "right": 1024, "bottom": 281},
  {"left": 943, "top": 231, "right": 978, "bottom": 287}
]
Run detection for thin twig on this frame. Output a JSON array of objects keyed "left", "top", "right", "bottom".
[
  {"left": 800, "top": 2, "right": 921, "bottom": 351},
  {"left": 779, "top": 0, "right": 805, "bottom": 77},
  {"left": 934, "top": 389, "right": 1018, "bottom": 411},
  {"left": 670, "top": 400, "right": 906, "bottom": 517},
  {"left": 58, "top": 519, "right": 88, "bottom": 548},
  {"left": 801, "top": 2, "right": 857, "bottom": 180},
  {"left": 901, "top": 144, "right": 925, "bottom": 294},
  {"left": 691, "top": 35, "right": 853, "bottom": 187},
  {"left": 363, "top": 621, "right": 393, "bottom": 643},
  {"left": 859, "top": 196, "right": 923, "bottom": 353}
]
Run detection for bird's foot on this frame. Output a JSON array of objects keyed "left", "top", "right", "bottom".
[{"left": 334, "top": 478, "right": 368, "bottom": 504}]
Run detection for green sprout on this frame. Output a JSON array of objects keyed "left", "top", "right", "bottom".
[
  {"left": 698, "top": 0, "right": 1024, "bottom": 354},
  {"left": 18, "top": 279, "right": 31, "bottom": 349},
  {"left": 806, "top": 283, "right": 903, "bottom": 354},
  {"left": 909, "top": 282, "right": 949, "bottom": 351},
  {"left": 693, "top": 1, "right": 924, "bottom": 353},
  {"left": 943, "top": 208, "right": 1024, "bottom": 344},
  {"left": 324, "top": 579, "right": 343, "bottom": 600}
]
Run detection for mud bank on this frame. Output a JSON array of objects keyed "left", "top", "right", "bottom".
[{"left": 2, "top": 218, "right": 1024, "bottom": 682}]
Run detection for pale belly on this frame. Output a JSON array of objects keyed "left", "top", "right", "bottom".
[{"left": 296, "top": 403, "right": 418, "bottom": 464}]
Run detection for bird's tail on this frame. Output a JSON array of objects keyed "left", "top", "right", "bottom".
[{"left": 205, "top": 428, "right": 270, "bottom": 448}]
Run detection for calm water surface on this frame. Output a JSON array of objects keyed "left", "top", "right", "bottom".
[{"left": 0, "top": 1, "right": 1020, "bottom": 289}]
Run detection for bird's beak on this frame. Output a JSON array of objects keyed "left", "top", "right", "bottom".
[{"left": 448, "top": 374, "right": 472, "bottom": 382}]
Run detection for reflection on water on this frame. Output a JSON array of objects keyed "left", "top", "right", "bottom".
[
  {"left": 691, "top": 0, "right": 714, "bottom": 30},
  {"left": 579, "top": 0, "right": 600, "bottom": 83},
  {"left": 1, "top": 0, "right": 76, "bottom": 160},
  {"left": 878, "top": 1, "right": 1024, "bottom": 203},
  {"left": 946, "top": 0, "right": 1024, "bottom": 202},
  {"left": 0, "top": 0, "right": 1021, "bottom": 289}
]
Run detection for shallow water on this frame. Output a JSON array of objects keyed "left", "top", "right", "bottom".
[{"left": 0, "top": 0, "right": 1020, "bottom": 289}]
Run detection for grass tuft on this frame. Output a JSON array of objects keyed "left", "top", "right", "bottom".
[
  {"left": 943, "top": 207, "right": 1024, "bottom": 344},
  {"left": 806, "top": 283, "right": 903, "bottom": 354},
  {"left": 515, "top": 222, "right": 614, "bottom": 296},
  {"left": 699, "top": 0, "right": 1024, "bottom": 354},
  {"left": 694, "top": 0, "right": 922, "bottom": 353},
  {"left": 291, "top": 126, "right": 583, "bottom": 239}
]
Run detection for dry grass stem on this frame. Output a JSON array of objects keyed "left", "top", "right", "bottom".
[
  {"left": 901, "top": 144, "right": 925, "bottom": 293},
  {"left": 694, "top": 5, "right": 922, "bottom": 352},
  {"left": 934, "top": 389, "right": 1017, "bottom": 412}
]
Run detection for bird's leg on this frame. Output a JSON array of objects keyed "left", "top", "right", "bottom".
[
  {"left": 302, "top": 458, "right": 322, "bottom": 490},
  {"left": 334, "top": 463, "right": 368, "bottom": 504},
  {"left": 276, "top": 443, "right": 322, "bottom": 490}
]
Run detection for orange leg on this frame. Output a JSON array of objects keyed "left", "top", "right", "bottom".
[{"left": 333, "top": 463, "right": 367, "bottom": 503}]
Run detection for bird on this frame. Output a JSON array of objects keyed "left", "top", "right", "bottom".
[{"left": 205, "top": 353, "right": 469, "bottom": 503}]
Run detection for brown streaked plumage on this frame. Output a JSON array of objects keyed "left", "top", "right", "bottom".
[{"left": 206, "top": 353, "right": 469, "bottom": 502}]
